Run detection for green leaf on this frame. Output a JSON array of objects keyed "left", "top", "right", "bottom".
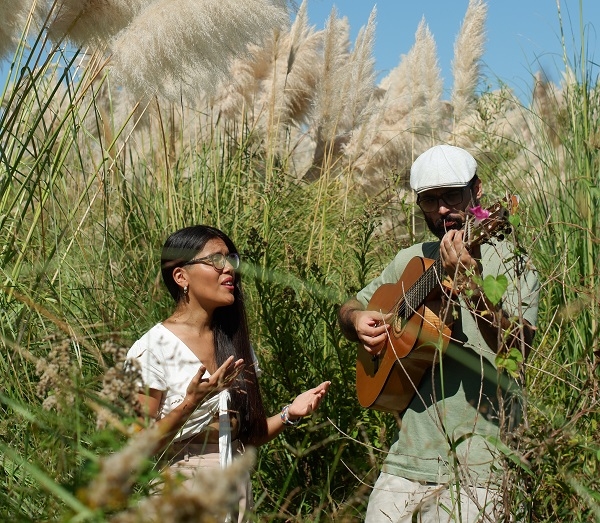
[
  {"left": 508, "top": 214, "right": 521, "bottom": 228},
  {"left": 482, "top": 274, "right": 508, "bottom": 305},
  {"left": 496, "top": 348, "right": 524, "bottom": 378}
]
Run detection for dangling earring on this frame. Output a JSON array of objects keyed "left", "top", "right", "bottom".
[{"left": 183, "top": 285, "right": 189, "bottom": 298}]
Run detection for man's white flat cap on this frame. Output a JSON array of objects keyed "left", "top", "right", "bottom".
[{"left": 410, "top": 145, "right": 477, "bottom": 194}]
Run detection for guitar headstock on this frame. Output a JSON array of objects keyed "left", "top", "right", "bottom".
[{"left": 465, "top": 195, "right": 516, "bottom": 248}]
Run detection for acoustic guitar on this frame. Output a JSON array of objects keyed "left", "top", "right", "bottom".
[{"left": 356, "top": 198, "right": 515, "bottom": 413}]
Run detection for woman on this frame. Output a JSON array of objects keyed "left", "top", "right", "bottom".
[{"left": 127, "top": 225, "right": 330, "bottom": 521}]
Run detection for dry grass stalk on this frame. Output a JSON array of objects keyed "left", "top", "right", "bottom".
[
  {"left": 81, "top": 424, "right": 164, "bottom": 510},
  {"left": 531, "top": 71, "right": 562, "bottom": 148},
  {"left": 95, "top": 340, "right": 142, "bottom": 429},
  {"left": 35, "top": 336, "right": 81, "bottom": 412},
  {"left": 108, "top": 448, "right": 257, "bottom": 522},
  {"left": 109, "top": 0, "right": 289, "bottom": 101}
]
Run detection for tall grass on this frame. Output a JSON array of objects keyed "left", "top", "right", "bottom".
[
  {"left": 1, "top": 13, "right": 394, "bottom": 521},
  {"left": 464, "top": 5, "right": 600, "bottom": 519},
  {"left": 1, "top": 0, "right": 599, "bottom": 521},
  {"left": 515, "top": 69, "right": 600, "bottom": 523}
]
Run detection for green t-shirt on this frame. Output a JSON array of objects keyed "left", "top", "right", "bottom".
[{"left": 356, "top": 240, "right": 539, "bottom": 485}]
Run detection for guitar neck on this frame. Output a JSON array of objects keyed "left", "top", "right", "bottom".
[{"left": 395, "top": 257, "right": 444, "bottom": 319}]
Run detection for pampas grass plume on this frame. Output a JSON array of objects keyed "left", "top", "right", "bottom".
[
  {"left": 342, "top": 7, "right": 377, "bottom": 131},
  {"left": 0, "top": 0, "right": 43, "bottom": 61},
  {"left": 311, "top": 7, "right": 351, "bottom": 141},
  {"left": 348, "top": 18, "right": 442, "bottom": 183},
  {"left": 451, "top": 0, "right": 487, "bottom": 124},
  {"left": 215, "top": 0, "right": 321, "bottom": 128},
  {"left": 47, "top": 0, "right": 152, "bottom": 47},
  {"left": 270, "top": 0, "right": 322, "bottom": 125},
  {"left": 110, "top": 0, "right": 289, "bottom": 101}
]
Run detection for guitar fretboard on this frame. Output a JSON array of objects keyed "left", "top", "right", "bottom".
[{"left": 393, "top": 257, "right": 443, "bottom": 320}]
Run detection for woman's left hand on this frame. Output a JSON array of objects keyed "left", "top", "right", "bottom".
[{"left": 287, "top": 381, "right": 331, "bottom": 421}]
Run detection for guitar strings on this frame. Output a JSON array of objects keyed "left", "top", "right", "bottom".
[{"left": 393, "top": 258, "right": 444, "bottom": 320}]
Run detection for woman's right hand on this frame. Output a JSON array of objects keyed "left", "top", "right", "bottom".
[{"left": 184, "top": 355, "right": 244, "bottom": 406}]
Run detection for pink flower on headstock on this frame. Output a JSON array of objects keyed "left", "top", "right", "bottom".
[{"left": 469, "top": 205, "right": 490, "bottom": 222}]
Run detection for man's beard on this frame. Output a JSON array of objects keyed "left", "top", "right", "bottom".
[{"left": 425, "top": 212, "right": 466, "bottom": 239}]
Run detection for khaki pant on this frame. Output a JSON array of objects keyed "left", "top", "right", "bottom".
[
  {"left": 365, "top": 473, "right": 501, "bottom": 523},
  {"left": 163, "top": 441, "right": 252, "bottom": 523}
]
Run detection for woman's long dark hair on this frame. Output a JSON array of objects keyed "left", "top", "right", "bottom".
[{"left": 161, "top": 225, "right": 268, "bottom": 444}]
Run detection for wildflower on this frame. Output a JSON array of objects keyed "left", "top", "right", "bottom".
[{"left": 469, "top": 205, "right": 490, "bottom": 221}]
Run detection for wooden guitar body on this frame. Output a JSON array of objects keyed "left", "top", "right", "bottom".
[{"left": 356, "top": 256, "right": 453, "bottom": 413}]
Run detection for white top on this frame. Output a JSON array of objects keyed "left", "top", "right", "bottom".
[{"left": 127, "top": 323, "right": 260, "bottom": 468}]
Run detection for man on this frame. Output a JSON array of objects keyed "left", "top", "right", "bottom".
[{"left": 338, "top": 145, "right": 539, "bottom": 522}]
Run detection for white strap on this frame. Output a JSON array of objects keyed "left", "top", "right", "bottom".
[
  {"left": 218, "top": 390, "right": 233, "bottom": 469},
  {"left": 218, "top": 390, "right": 234, "bottom": 523}
]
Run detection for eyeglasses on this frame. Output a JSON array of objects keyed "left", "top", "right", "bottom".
[
  {"left": 417, "top": 185, "right": 473, "bottom": 213},
  {"left": 184, "top": 252, "right": 240, "bottom": 270}
]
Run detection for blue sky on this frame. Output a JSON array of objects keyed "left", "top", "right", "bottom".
[{"left": 305, "top": 0, "right": 600, "bottom": 99}]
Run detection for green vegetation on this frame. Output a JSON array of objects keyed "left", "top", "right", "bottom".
[{"left": 0, "top": 1, "right": 598, "bottom": 521}]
